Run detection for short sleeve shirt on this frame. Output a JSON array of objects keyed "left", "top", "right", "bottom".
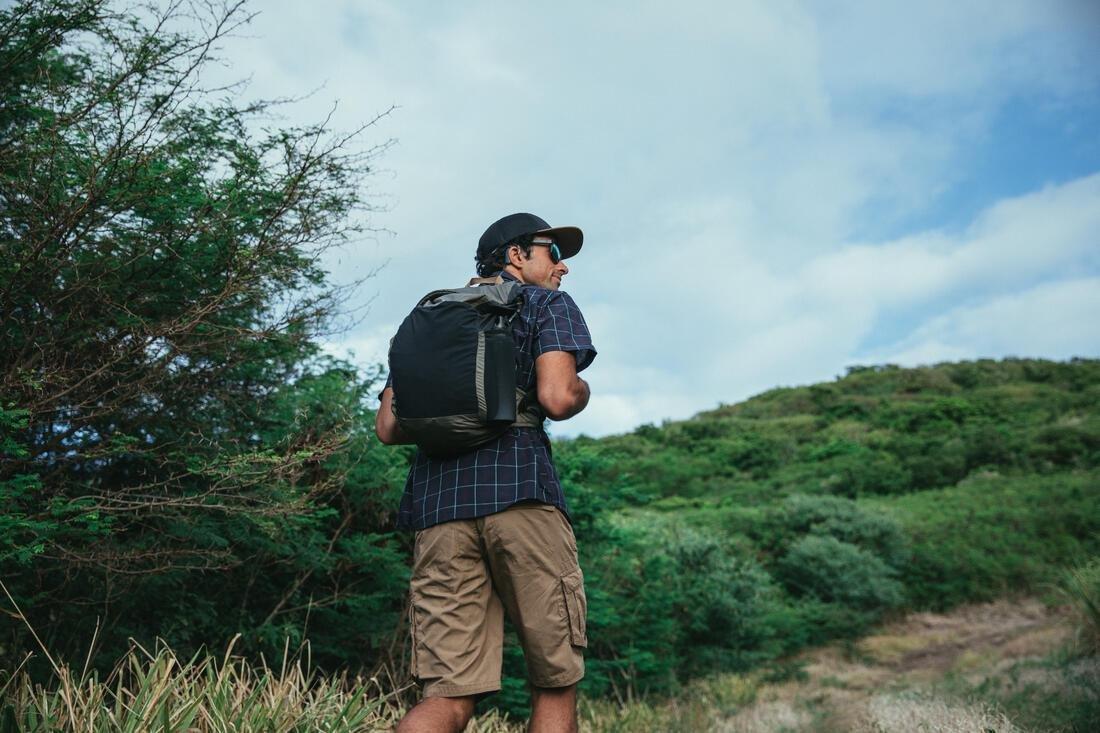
[{"left": 390, "top": 271, "right": 596, "bottom": 531}]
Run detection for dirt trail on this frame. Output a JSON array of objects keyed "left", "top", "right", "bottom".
[{"left": 719, "top": 599, "right": 1074, "bottom": 732}]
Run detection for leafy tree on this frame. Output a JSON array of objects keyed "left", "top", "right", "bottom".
[{"left": 0, "top": 0, "right": 399, "bottom": 677}]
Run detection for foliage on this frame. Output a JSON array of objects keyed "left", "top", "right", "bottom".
[
  {"left": 776, "top": 535, "right": 905, "bottom": 612},
  {"left": 874, "top": 472, "right": 1100, "bottom": 609},
  {"left": 0, "top": 633, "right": 410, "bottom": 733},
  {"left": 533, "top": 359, "right": 1100, "bottom": 714},
  {"left": 1, "top": 2, "right": 1098, "bottom": 716},
  {"left": 1063, "top": 558, "right": 1100, "bottom": 655},
  {"left": 751, "top": 493, "right": 910, "bottom": 569},
  {"left": 579, "top": 519, "right": 781, "bottom": 699},
  {"left": 0, "top": 0, "right": 403, "bottom": 682}
]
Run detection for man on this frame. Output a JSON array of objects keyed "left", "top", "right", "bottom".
[{"left": 376, "top": 212, "right": 596, "bottom": 733}]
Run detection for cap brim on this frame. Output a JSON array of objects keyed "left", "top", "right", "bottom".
[{"left": 536, "top": 226, "right": 583, "bottom": 259}]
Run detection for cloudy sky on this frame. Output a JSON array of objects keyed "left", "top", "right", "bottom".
[{"left": 213, "top": 0, "right": 1100, "bottom": 437}]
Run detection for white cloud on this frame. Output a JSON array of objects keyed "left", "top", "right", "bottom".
[
  {"left": 200, "top": 0, "right": 1100, "bottom": 436},
  {"left": 557, "top": 173, "right": 1100, "bottom": 435},
  {"left": 864, "top": 277, "right": 1100, "bottom": 366}
]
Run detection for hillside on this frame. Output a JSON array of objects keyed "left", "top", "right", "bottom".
[
  {"left": 565, "top": 357, "right": 1100, "bottom": 506},
  {"left": 526, "top": 358, "right": 1100, "bottom": 718}
]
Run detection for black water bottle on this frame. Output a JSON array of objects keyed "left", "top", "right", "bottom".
[{"left": 483, "top": 328, "right": 517, "bottom": 423}]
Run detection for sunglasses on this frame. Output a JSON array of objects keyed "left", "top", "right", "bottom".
[{"left": 531, "top": 238, "right": 562, "bottom": 264}]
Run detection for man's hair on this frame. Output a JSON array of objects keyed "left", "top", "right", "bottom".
[{"left": 476, "top": 233, "right": 534, "bottom": 277}]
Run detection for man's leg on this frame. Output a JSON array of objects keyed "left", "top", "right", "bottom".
[
  {"left": 481, "top": 504, "right": 587, "bottom": 732},
  {"left": 402, "top": 520, "right": 504, "bottom": 730},
  {"left": 396, "top": 695, "right": 476, "bottom": 733},
  {"left": 529, "top": 684, "right": 578, "bottom": 733}
]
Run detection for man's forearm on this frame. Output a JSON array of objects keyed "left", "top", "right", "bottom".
[{"left": 375, "top": 387, "right": 414, "bottom": 445}]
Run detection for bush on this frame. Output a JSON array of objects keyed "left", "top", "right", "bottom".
[
  {"left": 776, "top": 535, "right": 905, "bottom": 612},
  {"left": 576, "top": 519, "right": 780, "bottom": 699},
  {"left": 880, "top": 472, "right": 1100, "bottom": 609},
  {"left": 1031, "top": 424, "right": 1100, "bottom": 468},
  {"left": 755, "top": 494, "right": 910, "bottom": 570}
]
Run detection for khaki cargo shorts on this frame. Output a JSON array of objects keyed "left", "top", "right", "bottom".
[{"left": 408, "top": 502, "right": 587, "bottom": 698}]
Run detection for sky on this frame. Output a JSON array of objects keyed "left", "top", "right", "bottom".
[{"left": 208, "top": 0, "right": 1100, "bottom": 437}]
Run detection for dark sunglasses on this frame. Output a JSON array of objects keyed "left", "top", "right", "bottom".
[{"left": 531, "top": 239, "right": 562, "bottom": 264}]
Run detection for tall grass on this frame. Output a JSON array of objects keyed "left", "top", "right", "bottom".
[
  {"left": 1063, "top": 557, "right": 1100, "bottom": 655},
  {"left": 0, "top": 642, "right": 761, "bottom": 733},
  {"left": 0, "top": 636, "right": 417, "bottom": 732},
  {"left": 865, "top": 693, "right": 1021, "bottom": 733}
]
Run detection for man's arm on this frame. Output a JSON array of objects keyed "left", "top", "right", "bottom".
[
  {"left": 375, "top": 387, "right": 413, "bottom": 444},
  {"left": 535, "top": 351, "right": 590, "bottom": 421}
]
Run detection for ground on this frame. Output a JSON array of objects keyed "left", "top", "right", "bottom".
[{"left": 715, "top": 598, "right": 1097, "bottom": 733}]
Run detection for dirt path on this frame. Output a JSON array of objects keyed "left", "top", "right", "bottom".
[{"left": 718, "top": 599, "right": 1075, "bottom": 732}]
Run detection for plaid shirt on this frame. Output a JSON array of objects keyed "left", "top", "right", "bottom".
[{"left": 389, "top": 271, "right": 596, "bottom": 531}]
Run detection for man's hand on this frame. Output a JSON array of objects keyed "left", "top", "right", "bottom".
[
  {"left": 535, "top": 351, "right": 590, "bottom": 420},
  {"left": 375, "top": 387, "right": 413, "bottom": 444}
]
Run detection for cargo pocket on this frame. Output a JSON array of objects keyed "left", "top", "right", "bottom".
[{"left": 560, "top": 569, "right": 588, "bottom": 648}]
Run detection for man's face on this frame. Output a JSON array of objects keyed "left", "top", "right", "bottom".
[{"left": 509, "top": 236, "right": 569, "bottom": 290}]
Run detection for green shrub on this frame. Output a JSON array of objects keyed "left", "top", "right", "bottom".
[
  {"left": 755, "top": 494, "right": 909, "bottom": 569},
  {"left": 879, "top": 472, "right": 1100, "bottom": 609},
  {"left": 1031, "top": 424, "right": 1100, "bottom": 468},
  {"left": 777, "top": 535, "right": 905, "bottom": 612},
  {"left": 575, "top": 519, "right": 780, "bottom": 700}
]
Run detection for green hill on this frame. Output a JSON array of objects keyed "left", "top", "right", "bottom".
[{"left": 537, "top": 358, "right": 1100, "bottom": 709}]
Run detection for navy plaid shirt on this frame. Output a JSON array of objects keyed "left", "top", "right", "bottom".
[{"left": 390, "top": 271, "right": 596, "bottom": 531}]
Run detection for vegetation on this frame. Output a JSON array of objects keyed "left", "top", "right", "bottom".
[
  {"left": 1, "top": 0, "right": 1098, "bottom": 729},
  {"left": 544, "top": 359, "right": 1099, "bottom": 707},
  {"left": 0, "top": 0, "right": 408, "bottom": 686},
  {"left": 1064, "top": 558, "right": 1100, "bottom": 655}
]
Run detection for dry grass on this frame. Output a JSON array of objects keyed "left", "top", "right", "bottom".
[
  {"left": 863, "top": 692, "right": 1021, "bottom": 733},
  {"left": 0, "top": 637, "right": 417, "bottom": 732},
  {"left": 1063, "top": 559, "right": 1100, "bottom": 655},
  {"left": 1, "top": 595, "right": 1085, "bottom": 732},
  {"left": 714, "top": 598, "right": 1074, "bottom": 733}
]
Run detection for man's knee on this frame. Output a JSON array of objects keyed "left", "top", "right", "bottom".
[
  {"left": 530, "top": 683, "right": 578, "bottom": 733},
  {"left": 395, "top": 695, "right": 476, "bottom": 733}
]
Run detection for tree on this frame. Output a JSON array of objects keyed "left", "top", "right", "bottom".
[{"left": 0, "top": 0, "right": 403, "bottom": 677}]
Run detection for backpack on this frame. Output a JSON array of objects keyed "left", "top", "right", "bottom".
[{"left": 388, "top": 276, "right": 544, "bottom": 458}]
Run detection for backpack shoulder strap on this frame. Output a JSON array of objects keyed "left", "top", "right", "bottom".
[{"left": 467, "top": 275, "right": 504, "bottom": 287}]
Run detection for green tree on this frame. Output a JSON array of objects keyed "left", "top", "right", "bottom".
[{"left": 0, "top": 0, "right": 400, "bottom": 677}]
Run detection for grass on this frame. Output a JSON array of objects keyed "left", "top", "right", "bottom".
[
  {"left": 1063, "top": 558, "right": 1100, "bottom": 655},
  {"left": 0, "top": 640, "right": 761, "bottom": 732},
  {"left": 2, "top": 607, "right": 1095, "bottom": 733},
  {"left": 0, "top": 637, "right": 415, "bottom": 733},
  {"left": 3, "top": 558, "right": 1098, "bottom": 732},
  {"left": 864, "top": 692, "right": 1021, "bottom": 733}
]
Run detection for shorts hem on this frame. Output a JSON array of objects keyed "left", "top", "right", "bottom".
[
  {"left": 422, "top": 680, "right": 501, "bottom": 698},
  {"left": 530, "top": 668, "right": 584, "bottom": 689}
]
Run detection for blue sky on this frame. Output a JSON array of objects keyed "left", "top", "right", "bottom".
[{"left": 210, "top": 0, "right": 1100, "bottom": 437}]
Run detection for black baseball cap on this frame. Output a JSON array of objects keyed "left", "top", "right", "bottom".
[{"left": 477, "top": 213, "right": 583, "bottom": 262}]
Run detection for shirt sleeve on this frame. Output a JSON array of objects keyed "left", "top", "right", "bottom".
[{"left": 534, "top": 290, "right": 597, "bottom": 373}]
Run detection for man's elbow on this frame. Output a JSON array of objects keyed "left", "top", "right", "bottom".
[
  {"left": 538, "top": 382, "right": 589, "bottom": 421},
  {"left": 374, "top": 413, "right": 401, "bottom": 445}
]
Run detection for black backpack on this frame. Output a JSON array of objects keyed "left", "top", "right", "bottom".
[{"left": 388, "top": 276, "right": 543, "bottom": 458}]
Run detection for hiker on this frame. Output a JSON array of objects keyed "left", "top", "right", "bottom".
[{"left": 376, "top": 212, "right": 597, "bottom": 733}]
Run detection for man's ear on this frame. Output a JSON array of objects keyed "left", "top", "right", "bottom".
[{"left": 506, "top": 244, "right": 525, "bottom": 267}]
